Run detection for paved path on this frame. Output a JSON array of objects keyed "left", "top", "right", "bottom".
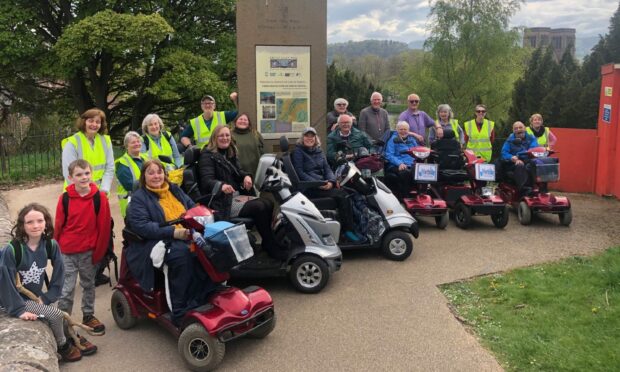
[{"left": 4, "top": 183, "right": 619, "bottom": 371}]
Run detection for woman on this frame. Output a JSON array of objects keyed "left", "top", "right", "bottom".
[
  {"left": 326, "top": 98, "right": 356, "bottom": 132},
  {"left": 141, "top": 114, "right": 183, "bottom": 170},
  {"left": 291, "top": 127, "right": 357, "bottom": 238},
  {"left": 231, "top": 113, "right": 264, "bottom": 176},
  {"left": 115, "top": 131, "right": 147, "bottom": 218},
  {"left": 198, "top": 126, "right": 282, "bottom": 259},
  {"left": 384, "top": 121, "right": 418, "bottom": 198},
  {"left": 527, "top": 113, "right": 557, "bottom": 149},
  {"left": 61, "top": 108, "right": 114, "bottom": 193},
  {"left": 125, "top": 160, "right": 215, "bottom": 323},
  {"left": 429, "top": 104, "right": 465, "bottom": 145}
]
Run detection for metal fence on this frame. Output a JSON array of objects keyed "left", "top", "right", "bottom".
[{"left": 0, "top": 128, "right": 71, "bottom": 183}]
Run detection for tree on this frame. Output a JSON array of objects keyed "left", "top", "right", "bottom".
[
  {"left": 0, "top": 0, "right": 236, "bottom": 133},
  {"left": 326, "top": 62, "right": 379, "bottom": 117},
  {"left": 402, "top": 0, "right": 527, "bottom": 128}
]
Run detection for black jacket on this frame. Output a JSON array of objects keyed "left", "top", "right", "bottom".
[{"left": 198, "top": 149, "right": 251, "bottom": 219}]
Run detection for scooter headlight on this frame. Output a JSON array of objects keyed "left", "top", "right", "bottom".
[
  {"left": 321, "top": 234, "right": 337, "bottom": 246},
  {"left": 413, "top": 150, "right": 430, "bottom": 160},
  {"left": 532, "top": 151, "right": 548, "bottom": 158}
]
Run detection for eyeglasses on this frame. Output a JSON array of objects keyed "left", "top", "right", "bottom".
[
  {"left": 409, "top": 100, "right": 420, "bottom": 104},
  {"left": 476, "top": 110, "right": 486, "bottom": 113},
  {"left": 336, "top": 103, "right": 346, "bottom": 106},
  {"left": 202, "top": 102, "right": 215, "bottom": 106}
]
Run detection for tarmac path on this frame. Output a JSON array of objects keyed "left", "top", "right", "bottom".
[{"left": 4, "top": 182, "right": 619, "bottom": 371}]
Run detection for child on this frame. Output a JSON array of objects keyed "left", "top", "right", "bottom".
[
  {"left": 0, "top": 203, "right": 82, "bottom": 362},
  {"left": 54, "top": 159, "right": 111, "bottom": 342}
]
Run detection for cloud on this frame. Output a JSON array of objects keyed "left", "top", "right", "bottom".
[{"left": 327, "top": 0, "right": 617, "bottom": 43}]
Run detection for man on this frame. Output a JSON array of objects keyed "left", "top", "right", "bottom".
[
  {"left": 398, "top": 93, "right": 435, "bottom": 145},
  {"left": 358, "top": 92, "right": 390, "bottom": 141},
  {"left": 497, "top": 121, "right": 539, "bottom": 195},
  {"left": 180, "top": 92, "right": 238, "bottom": 148},
  {"left": 463, "top": 104, "right": 495, "bottom": 162},
  {"left": 327, "top": 114, "right": 373, "bottom": 167},
  {"left": 327, "top": 98, "right": 356, "bottom": 132}
]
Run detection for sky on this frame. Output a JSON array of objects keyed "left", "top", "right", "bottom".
[{"left": 327, "top": 0, "right": 619, "bottom": 44}]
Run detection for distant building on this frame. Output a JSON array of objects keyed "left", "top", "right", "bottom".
[{"left": 523, "top": 27, "right": 576, "bottom": 62}]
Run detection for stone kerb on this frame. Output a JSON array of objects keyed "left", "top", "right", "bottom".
[{"left": 0, "top": 194, "right": 59, "bottom": 372}]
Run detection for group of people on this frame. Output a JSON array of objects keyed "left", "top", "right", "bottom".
[
  {"left": 0, "top": 90, "right": 557, "bottom": 364},
  {"left": 325, "top": 92, "right": 557, "bottom": 195}
]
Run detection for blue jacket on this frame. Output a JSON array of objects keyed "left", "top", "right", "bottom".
[
  {"left": 125, "top": 183, "right": 195, "bottom": 291},
  {"left": 384, "top": 131, "right": 418, "bottom": 168},
  {"left": 291, "top": 144, "right": 336, "bottom": 184},
  {"left": 501, "top": 133, "right": 539, "bottom": 161}
]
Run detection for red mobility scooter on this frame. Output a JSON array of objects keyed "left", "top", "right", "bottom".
[
  {"left": 111, "top": 205, "right": 276, "bottom": 371},
  {"left": 401, "top": 146, "right": 449, "bottom": 229},
  {"left": 496, "top": 147, "right": 572, "bottom": 226},
  {"left": 429, "top": 135, "right": 509, "bottom": 229}
]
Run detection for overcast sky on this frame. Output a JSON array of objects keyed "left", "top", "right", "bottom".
[{"left": 327, "top": 0, "right": 619, "bottom": 44}]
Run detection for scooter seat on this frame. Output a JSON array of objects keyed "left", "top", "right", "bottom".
[
  {"left": 438, "top": 169, "right": 469, "bottom": 182},
  {"left": 309, "top": 197, "right": 338, "bottom": 211},
  {"left": 319, "top": 209, "right": 338, "bottom": 220},
  {"left": 229, "top": 217, "right": 255, "bottom": 230}
]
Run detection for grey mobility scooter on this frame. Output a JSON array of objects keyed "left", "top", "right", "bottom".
[
  {"left": 279, "top": 136, "right": 419, "bottom": 261},
  {"left": 181, "top": 146, "right": 342, "bottom": 294}
]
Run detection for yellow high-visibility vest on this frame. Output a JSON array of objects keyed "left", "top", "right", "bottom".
[
  {"left": 114, "top": 153, "right": 146, "bottom": 217},
  {"left": 190, "top": 111, "right": 226, "bottom": 148},
  {"left": 143, "top": 131, "right": 175, "bottom": 170},
  {"left": 526, "top": 127, "right": 549, "bottom": 146},
  {"left": 61, "top": 132, "right": 112, "bottom": 189},
  {"left": 464, "top": 119, "right": 494, "bottom": 162}
]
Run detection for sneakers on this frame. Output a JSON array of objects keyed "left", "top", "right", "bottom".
[
  {"left": 58, "top": 341, "right": 82, "bottom": 362},
  {"left": 82, "top": 314, "right": 105, "bottom": 335},
  {"left": 76, "top": 334, "right": 98, "bottom": 356},
  {"left": 344, "top": 231, "right": 362, "bottom": 242}
]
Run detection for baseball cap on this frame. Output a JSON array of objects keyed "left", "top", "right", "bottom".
[
  {"left": 302, "top": 127, "right": 317, "bottom": 136},
  {"left": 201, "top": 95, "right": 215, "bottom": 103}
]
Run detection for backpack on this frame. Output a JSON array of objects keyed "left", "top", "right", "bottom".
[
  {"left": 61, "top": 191, "right": 118, "bottom": 286},
  {"left": 142, "top": 131, "right": 172, "bottom": 151},
  {"left": 9, "top": 238, "right": 54, "bottom": 288}
]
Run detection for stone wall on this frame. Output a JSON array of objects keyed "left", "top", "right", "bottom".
[{"left": 0, "top": 194, "right": 59, "bottom": 372}]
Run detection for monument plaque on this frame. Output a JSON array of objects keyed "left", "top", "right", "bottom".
[{"left": 237, "top": 0, "right": 327, "bottom": 149}]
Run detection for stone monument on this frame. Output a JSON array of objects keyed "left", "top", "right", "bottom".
[{"left": 236, "top": 0, "right": 327, "bottom": 151}]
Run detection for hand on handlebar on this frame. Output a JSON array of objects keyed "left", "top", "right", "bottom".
[
  {"left": 173, "top": 228, "right": 190, "bottom": 240},
  {"left": 221, "top": 184, "right": 235, "bottom": 194},
  {"left": 398, "top": 163, "right": 408, "bottom": 171},
  {"left": 319, "top": 181, "right": 333, "bottom": 190},
  {"left": 243, "top": 176, "right": 253, "bottom": 191}
]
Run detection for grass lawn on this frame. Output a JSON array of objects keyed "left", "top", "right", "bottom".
[{"left": 440, "top": 247, "right": 620, "bottom": 371}]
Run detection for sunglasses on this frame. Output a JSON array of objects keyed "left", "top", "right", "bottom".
[
  {"left": 476, "top": 110, "right": 486, "bottom": 113},
  {"left": 409, "top": 100, "right": 420, "bottom": 104}
]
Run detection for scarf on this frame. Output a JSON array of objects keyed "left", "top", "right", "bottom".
[{"left": 146, "top": 182, "right": 186, "bottom": 224}]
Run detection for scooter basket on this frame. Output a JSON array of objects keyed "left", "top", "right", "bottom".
[
  {"left": 533, "top": 158, "right": 559, "bottom": 183},
  {"left": 202, "top": 221, "right": 253, "bottom": 272}
]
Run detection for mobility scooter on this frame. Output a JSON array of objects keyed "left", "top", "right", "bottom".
[
  {"left": 430, "top": 131, "right": 509, "bottom": 229},
  {"left": 398, "top": 145, "right": 450, "bottom": 229},
  {"left": 280, "top": 137, "right": 419, "bottom": 261},
  {"left": 181, "top": 146, "right": 342, "bottom": 294},
  {"left": 496, "top": 146, "right": 572, "bottom": 226},
  {"left": 111, "top": 204, "right": 276, "bottom": 371}
]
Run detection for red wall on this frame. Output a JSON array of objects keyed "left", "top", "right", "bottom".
[{"left": 551, "top": 128, "right": 598, "bottom": 193}]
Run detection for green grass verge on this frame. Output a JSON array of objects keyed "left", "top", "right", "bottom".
[{"left": 440, "top": 247, "right": 620, "bottom": 371}]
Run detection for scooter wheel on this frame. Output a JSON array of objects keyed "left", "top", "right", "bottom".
[
  {"left": 454, "top": 203, "right": 472, "bottom": 229},
  {"left": 491, "top": 205, "right": 510, "bottom": 228},
  {"left": 435, "top": 212, "right": 449, "bottom": 229},
  {"left": 178, "top": 323, "right": 225, "bottom": 372},
  {"left": 289, "top": 255, "right": 330, "bottom": 294},
  {"left": 111, "top": 290, "right": 137, "bottom": 330},
  {"left": 518, "top": 201, "right": 532, "bottom": 225},
  {"left": 559, "top": 208, "right": 572, "bottom": 226},
  {"left": 381, "top": 230, "right": 414, "bottom": 261}
]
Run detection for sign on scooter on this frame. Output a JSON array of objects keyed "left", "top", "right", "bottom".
[
  {"left": 414, "top": 163, "right": 438, "bottom": 182},
  {"left": 475, "top": 163, "right": 496, "bottom": 181}
]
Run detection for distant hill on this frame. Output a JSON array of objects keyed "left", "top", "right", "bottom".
[
  {"left": 327, "top": 40, "right": 410, "bottom": 63},
  {"left": 408, "top": 40, "right": 425, "bottom": 49}
]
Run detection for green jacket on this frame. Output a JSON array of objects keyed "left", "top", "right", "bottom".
[{"left": 327, "top": 127, "right": 373, "bottom": 166}]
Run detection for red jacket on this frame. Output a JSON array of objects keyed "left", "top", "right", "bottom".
[{"left": 54, "top": 183, "right": 111, "bottom": 264}]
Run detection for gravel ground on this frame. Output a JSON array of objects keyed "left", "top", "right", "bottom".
[{"left": 3, "top": 183, "right": 619, "bottom": 372}]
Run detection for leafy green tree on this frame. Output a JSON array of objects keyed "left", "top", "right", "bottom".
[
  {"left": 403, "top": 0, "right": 527, "bottom": 129},
  {"left": 326, "top": 62, "right": 380, "bottom": 118},
  {"left": 0, "top": 0, "right": 236, "bottom": 133}
]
